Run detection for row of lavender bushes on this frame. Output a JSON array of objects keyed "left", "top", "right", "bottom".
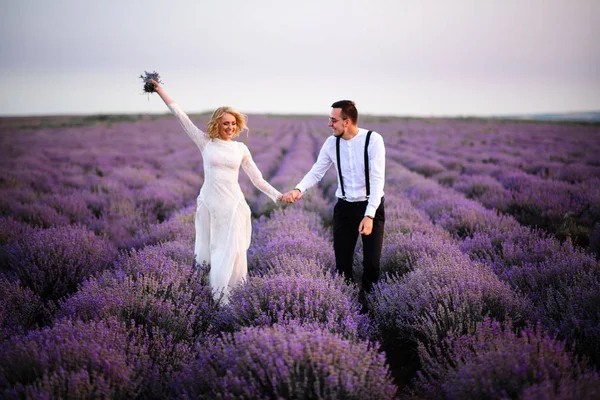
[
  {"left": 367, "top": 159, "right": 599, "bottom": 398},
  {"left": 369, "top": 117, "right": 600, "bottom": 255},
  {"left": 0, "top": 118, "right": 204, "bottom": 249},
  {"left": 2, "top": 114, "right": 599, "bottom": 398},
  {"left": 379, "top": 156, "right": 600, "bottom": 367}
]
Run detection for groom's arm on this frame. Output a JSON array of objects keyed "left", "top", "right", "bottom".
[
  {"left": 294, "top": 138, "right": 334, "bottom": 194},
  {"left": 281, "top": 139, "right": 333, "bottom": 203}
]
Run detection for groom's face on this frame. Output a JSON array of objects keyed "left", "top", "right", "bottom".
[{"left": 328, "top": 108, "right": 346, "bottom": 137}]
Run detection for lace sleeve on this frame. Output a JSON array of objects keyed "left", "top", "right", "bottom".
[
  {"left": 168, "top": 103, "right": 209, "bottom": 151},
  {"left": 240, "top": 144, "right": 282, "bottom": 203}
]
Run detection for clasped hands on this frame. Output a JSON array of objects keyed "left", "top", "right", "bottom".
[{"left": 279, "top": 189, "right": 302, "bottom": 204}]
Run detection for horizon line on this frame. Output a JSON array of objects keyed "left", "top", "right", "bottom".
[{"left": 1, "top": 109, "right": 600, "bottom": 120}]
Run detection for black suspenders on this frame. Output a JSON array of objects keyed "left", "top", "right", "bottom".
[
  {"left": 336, "top": 130, "right": 373, "bottom": 200},
  {"left": 364, "top": 130, "right": 372, "bottom": 198}
]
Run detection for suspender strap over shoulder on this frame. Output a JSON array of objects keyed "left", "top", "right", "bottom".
[
  {"left": 365, "top": 130, "right": 372, "bottom": 198},
  {"left": 336, "top": 130, "right": 373, "bottom": 200},
  {"left": 336, "top": 136, "right": 346, "bottom": 199}
]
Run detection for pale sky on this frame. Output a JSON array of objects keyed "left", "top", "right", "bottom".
[{"left": 1, "top": 0, "right": 599, "bottom": 117}]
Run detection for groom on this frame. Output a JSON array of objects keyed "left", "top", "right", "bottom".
[{"left": 282, "top": 100, "right": 385, "bottom": 294}]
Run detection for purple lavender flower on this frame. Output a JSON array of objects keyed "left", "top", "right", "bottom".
[
  {"left": 0, "top": 217, "right": 34, "bottom": 269},
  {"left": 248, "top": 207, "right": 335, "bottom": 272},
  {"left": 59, "top": 244, "right": 219, "bottom": 344},
  {"left": 9, "top": 202, "right": 71, "bottom": 229},
  {"left": 380, "top": 230, "right": 453, "bottom": 278},
  {"left": 521, "top": 370, "right": 600, "bottom": 400},
  {"left": 5, "top": 224, "right": 117, "bottom": 302},
  {"left": 219, "top": 273, "right": 372, "bottom": 341},
  {"left": 370, "top": 250, "right": 530, "bottom": 350},
  {"left": 39, "top": 192, "right": 95, "bottom": 225},
  {"left": 0, "top": 317, "right": 149, "bottom": 399},
  {"left": 174, "top": 324, "right": 398, "bottom": 399},
  {"left": 0, "top": 276, "right": 46, "bottom": 341},
  {"left": 249, "top": 251, "right": 335, "bottom": 279},
  {"left": 416, "top": 318, "right": 598, "bottom": 400},
  {"left": 129, "top": 208, "right": 195, "bottom": 249}
]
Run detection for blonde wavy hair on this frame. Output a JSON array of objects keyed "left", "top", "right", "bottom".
[{"left": 206, "top": 106, "right": 248, "bottom": 139}]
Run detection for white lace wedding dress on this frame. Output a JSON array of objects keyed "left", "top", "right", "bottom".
[{"left": 168, "top": 104, "right": 281, "bottom": 302}]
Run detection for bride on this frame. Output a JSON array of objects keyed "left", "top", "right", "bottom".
[{"left": 148, "top": 78, "right": 286, "bottom": 303}]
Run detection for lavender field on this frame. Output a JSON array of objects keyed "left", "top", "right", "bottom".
[{"left": 1, "top": 113, "right": 599, "bottom": 399}]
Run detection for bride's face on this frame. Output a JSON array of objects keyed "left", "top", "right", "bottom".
[{"left": 219, "top": 113, "right": 237, "bottom": 141}]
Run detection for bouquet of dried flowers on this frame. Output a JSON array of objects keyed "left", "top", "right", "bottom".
[{"left": 139, "top": 70, "right": 162, "bottom": 93}]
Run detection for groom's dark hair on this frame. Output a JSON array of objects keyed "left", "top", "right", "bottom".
[{"left": 331, "top": 100, "right": 358, "bottom": 125}]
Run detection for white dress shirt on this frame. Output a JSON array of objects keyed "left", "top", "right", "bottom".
[{"left": 295, "top": 128, "right": 385, "bottom": 218}]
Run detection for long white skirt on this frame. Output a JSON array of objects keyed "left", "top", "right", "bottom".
[{"left": 194, "top": 198, "right": 252, "bottom": 303}]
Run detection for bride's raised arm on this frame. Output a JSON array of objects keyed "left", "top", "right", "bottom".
[
  {"left": 150, "top": 79, "right": 209, "bottom": 151},
  {"left": 151, "top": 79, "right": 175, "bottom": 106}
]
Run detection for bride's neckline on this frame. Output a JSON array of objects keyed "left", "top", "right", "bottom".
[{"left": 214, "top": 138, "right": 235, "bottom": 144}]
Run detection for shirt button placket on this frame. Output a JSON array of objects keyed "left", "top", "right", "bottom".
[{"left": 347, "top": 141, "right": 354, "bottom": 195}]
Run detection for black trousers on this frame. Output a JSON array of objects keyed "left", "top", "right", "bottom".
[{"left": 333, "top": 197, "right": 385, "bottom": 292}]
